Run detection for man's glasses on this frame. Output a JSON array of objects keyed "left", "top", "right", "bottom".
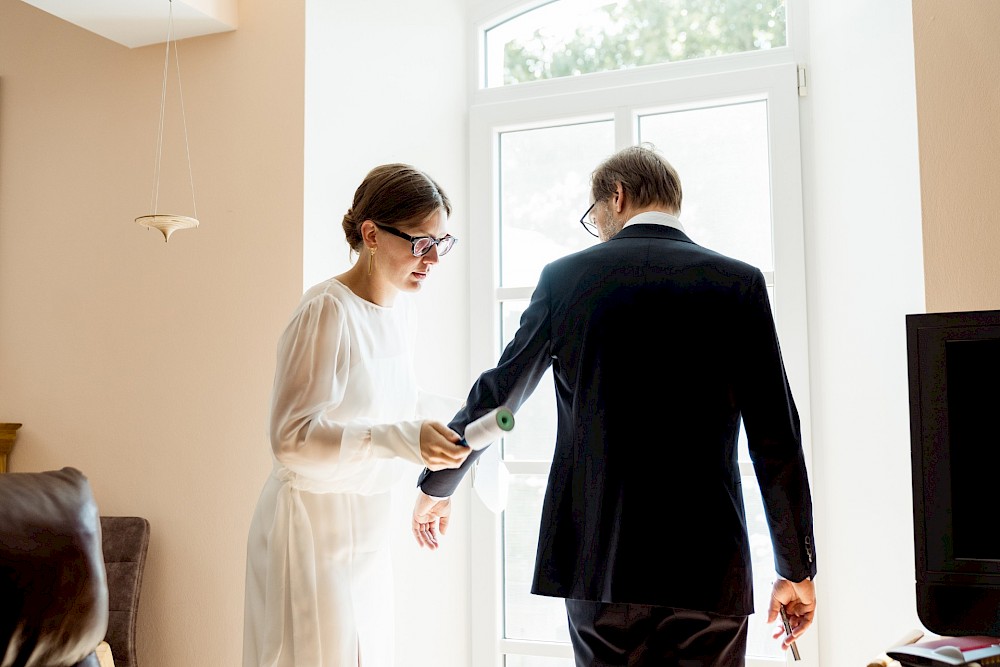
[
  {"left": 375, "top": 223, "right": 457, "bottom": 257},
  {"left": 580, "top": 202, "right": 599, "bottom": 237}
]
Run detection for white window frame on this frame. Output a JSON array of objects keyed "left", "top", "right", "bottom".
[{"left": 467, "top": 5, "right": 815, "bottom": 666}]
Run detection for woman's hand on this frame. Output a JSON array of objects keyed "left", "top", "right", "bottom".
[
  {"left": 412, "top": 490, "right": 451, "bottom": 549},
  {"left": 419, "top": 421, "right": 470, "bottom": 471}
]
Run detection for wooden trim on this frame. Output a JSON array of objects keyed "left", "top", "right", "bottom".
[{"left": 0, "top": 423, "right": 22, "bottom": 473}]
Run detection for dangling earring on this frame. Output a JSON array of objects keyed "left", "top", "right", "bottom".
[{"left": 368, "top": 246, "right": 376, "bottom": 276}]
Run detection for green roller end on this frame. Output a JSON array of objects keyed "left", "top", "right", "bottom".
[{"left": 496, "top": 407, "right": 515, "bottom": 432}]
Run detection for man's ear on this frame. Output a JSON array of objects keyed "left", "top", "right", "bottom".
[{"left": 613, "top": 182, "right": 627, "bottom": 214}]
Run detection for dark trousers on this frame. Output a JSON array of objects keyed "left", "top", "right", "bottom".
[{"left": 565, "top": 599, "right": 749, "bottom": 667}]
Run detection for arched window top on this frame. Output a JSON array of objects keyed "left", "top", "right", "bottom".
[{"left": 483, "top": 0, "right": 787, "bottom": 88}]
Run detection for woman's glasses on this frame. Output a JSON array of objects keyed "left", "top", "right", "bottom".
[{"left": 375, "top": 223, "right": 457, "bottom": 257}]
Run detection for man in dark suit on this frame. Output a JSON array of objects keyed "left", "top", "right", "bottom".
[{"left": 412, "top": 144, "right": 817, "bottom": 666}]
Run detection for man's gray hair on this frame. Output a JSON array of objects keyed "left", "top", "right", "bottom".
[{"left": 591, "top": 143, "right": 682, "bottom": 213}]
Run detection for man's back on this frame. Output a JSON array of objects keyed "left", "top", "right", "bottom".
[
  {"left": 414, "top": 144, "right": 815, "bottom": 666},
  {"left": 531, "top": 222, "right": 809, "bottom": 615}
]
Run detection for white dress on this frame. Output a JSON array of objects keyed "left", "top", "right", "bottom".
[{"left": 243, "top": 278, "right": 446, "bottom": 667}]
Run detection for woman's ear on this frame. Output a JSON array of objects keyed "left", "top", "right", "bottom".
[{"left": 360, "top": 220, "right": 378, "bottom": 248}]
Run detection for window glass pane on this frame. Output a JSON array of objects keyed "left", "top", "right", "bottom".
[
  {"left": 501, "top": 301, "right": 557, "bottom": 460},
  {"left": 638, "top": 100, "right": 773, "bottom": 272},
  {"left": 738, "top": 421, "right": 749, "bottom": 461},
  {"left": 505, "top": 656, "right": 575, "bottom": 667},
  {"left": 499, "top": 121, "right": 611, "bottom": 288},
  {"left": 486, "top": 0, "right": 787, "bottom": 88},
  {"left": 742, "top": 474, "right": 783, "bottom": 660},
  {"left": 504, "top": 473, "right": 571, "bottom": 643}
]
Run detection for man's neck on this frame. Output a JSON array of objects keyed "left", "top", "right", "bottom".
[{"left": 622, "top": 205, "right": 678, "bottom": 219}]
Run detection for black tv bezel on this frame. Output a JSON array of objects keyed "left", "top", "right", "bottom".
[{"left": 906, "top": 309, "right": 1000, "bottom": 637}]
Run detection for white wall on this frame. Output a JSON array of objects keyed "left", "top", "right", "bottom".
[
  {"left": 304, "top": 1, "right": 472, "bottom": 665},
  {"left": 801, "top": 0, "right": 927, "bottom": 663}
]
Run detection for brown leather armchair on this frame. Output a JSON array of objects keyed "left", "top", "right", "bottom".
[{"left": 0, "top": 467, "right": 108, "bottom": 667}]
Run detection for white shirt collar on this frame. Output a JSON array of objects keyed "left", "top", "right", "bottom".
[{"left": 622, "top": 210, "right": 685, "bottom": 233}]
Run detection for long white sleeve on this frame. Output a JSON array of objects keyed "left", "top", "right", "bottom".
[{"left": 268, "top": 290, "right": 424, "bottom": 482}]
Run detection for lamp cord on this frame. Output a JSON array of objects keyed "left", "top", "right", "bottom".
[{"left": 149, "top": 0, "right": 198, "bottom": 220}]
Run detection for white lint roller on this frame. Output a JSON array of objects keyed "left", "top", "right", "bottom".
[{"left": 460, "top": 406, "right": 515, "bottom": 450}]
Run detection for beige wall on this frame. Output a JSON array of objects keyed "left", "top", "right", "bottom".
[
  {"left": 913, "top": 0, "right": 1000, "bottom": 312},
  {"left": 0, "top": 0, "right": 304, "bottom": 664}
]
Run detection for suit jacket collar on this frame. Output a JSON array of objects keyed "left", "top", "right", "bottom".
[{"left": 610, "top": 223, "right": 695, "bottom": 245}]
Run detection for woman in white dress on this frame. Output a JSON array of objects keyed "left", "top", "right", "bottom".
[{"left": 243, "top": 164, "right": 471, "bottom": 667}]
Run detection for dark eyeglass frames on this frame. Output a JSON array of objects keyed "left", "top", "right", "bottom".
[
  {"left": 580, "top": 202, "right": 599, "bottom": 237},
  {"left": 374, "top": 223, "right": 457, "bottom": 257}
]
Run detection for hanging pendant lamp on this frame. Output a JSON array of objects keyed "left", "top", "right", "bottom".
[{"left": 135, "top": 0, "right": 199, "bottom": 242}]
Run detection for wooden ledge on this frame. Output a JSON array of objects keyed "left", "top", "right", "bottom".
[{"left": 0, "top": 423, "right": 22, "bottom": 473}]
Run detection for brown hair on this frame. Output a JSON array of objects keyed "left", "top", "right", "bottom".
[
  {"left": 590, "top": 143, "right": 682, "bottom": 213},
  {"left": 342, "top": 163, "right": 452, "bottom": 253}
]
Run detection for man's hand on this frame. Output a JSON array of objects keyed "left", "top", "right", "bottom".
[
  {"left": 419, "top": 421, "right": 470, "bottom": 471},
  {"left": 412, "top": 489, "right": 452, "bottom": 550},
  {"left": 768, "top": 577, "right": 816, "bottom": 652}
]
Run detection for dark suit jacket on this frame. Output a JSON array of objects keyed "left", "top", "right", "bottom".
[{"left": 418, "top": 223, "right": 817, "bottom": 616}]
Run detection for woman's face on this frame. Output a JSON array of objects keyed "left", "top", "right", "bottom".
[{"left": 375, "top": 206, "right": 450, "bottom": 294}]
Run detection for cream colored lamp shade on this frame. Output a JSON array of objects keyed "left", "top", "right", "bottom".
[
  {"left": 136, "top": 0, "right": 199, "bottom": 242},
  {"left": 136, "top": 214, "right": 198, "bottom": 241}
]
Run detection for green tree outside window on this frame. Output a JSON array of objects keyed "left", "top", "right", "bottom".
[{"left": 501, "top": 0, "right": 786, "bottom": 85}]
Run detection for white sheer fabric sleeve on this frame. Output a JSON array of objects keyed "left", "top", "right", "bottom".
[{"left": 269, "top": 293, "right": 424, "bottom": 480}]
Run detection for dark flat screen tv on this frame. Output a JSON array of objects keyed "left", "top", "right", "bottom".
[{"left": 906, "top": 309, "right": 1000, "bottom": 637}]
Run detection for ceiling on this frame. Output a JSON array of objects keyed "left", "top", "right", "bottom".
[{"left": 18, "top": 0, "right": 238, "bottom": 49}]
